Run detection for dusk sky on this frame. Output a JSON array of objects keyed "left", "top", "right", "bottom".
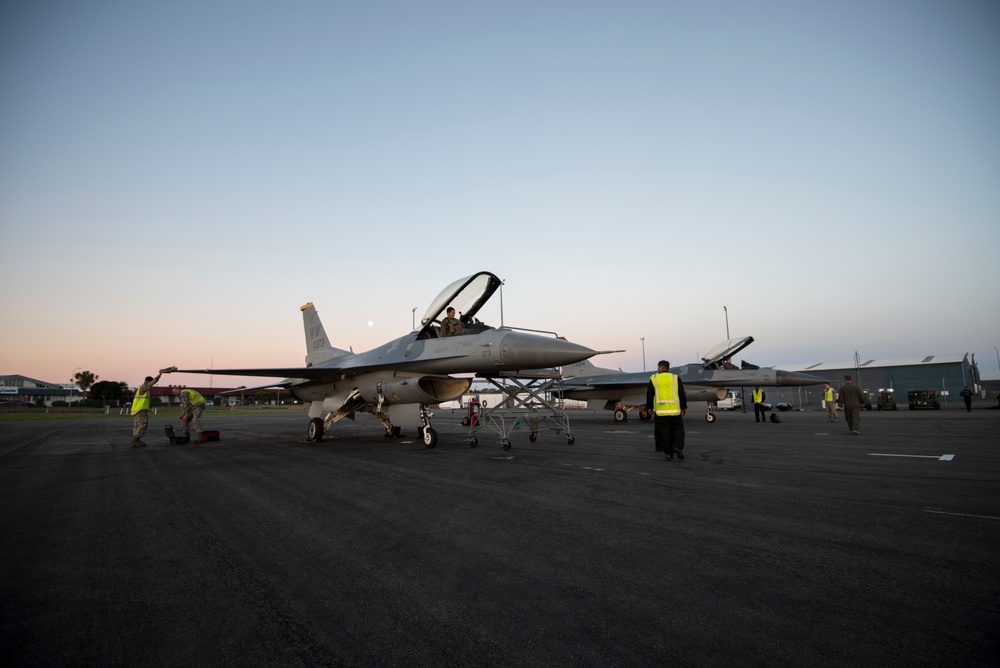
[{"left": 2, "top": 1, "right": 998, "bottom": 389}]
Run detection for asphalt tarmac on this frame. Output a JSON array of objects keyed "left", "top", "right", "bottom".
[{"left": 2, "top": 406, "right": 998, "bottom": 667}]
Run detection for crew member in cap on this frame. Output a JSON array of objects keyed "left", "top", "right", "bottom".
[
  {"left": 645, "top": 360, "right": 688, "bottom": 460},
  {"left": 130, "top": 369, "right": 164, "bottom": 447}
]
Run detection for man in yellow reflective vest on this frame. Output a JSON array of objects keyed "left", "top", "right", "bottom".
[
  {"left": 823, "top": 382, "right": 838, "bottom": 422},
  {"left": 173, "top": 387, "right": 207, "bottom": 443},
  {"left": 644, "top": 360, "right": 688, "bottom": 460},
  {"left": 130, "top": 370, "right": 164, "bottom": 447},
  {"left": 752, "top": 386, "right": 767, "bottom": 423}
]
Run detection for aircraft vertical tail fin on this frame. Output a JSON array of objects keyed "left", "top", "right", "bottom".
[{"left": 301, "top": 302, "right": 352, "bottom": 366}]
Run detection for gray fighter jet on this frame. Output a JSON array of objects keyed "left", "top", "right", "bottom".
[
  {"left": 168, "top": 272, "right": 601, "bottom": 447},
  {"left": 559, "top": 336, "right": 824, "bottom": 423}
]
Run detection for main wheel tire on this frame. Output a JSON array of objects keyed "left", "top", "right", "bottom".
[
  {"left": 613, "top": 408, "right": 628, "bottom": 423},
  {"left": 529, "top": 432, "right": 537, "bottom": 443},
  {"left": 423, "top": 427, "right": 438, "bottom": 448},
  {"left": 307, "top": 418, "right": 324, "bottom": 442}
]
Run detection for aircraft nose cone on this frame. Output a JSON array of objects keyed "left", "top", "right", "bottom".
[
  {"left": 499, "top": 332, "right": 597, "bottom": 370},
  {"left": 774, "top": 370, "right": 825, "bottom": 386}
]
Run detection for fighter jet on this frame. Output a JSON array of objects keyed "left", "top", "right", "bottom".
[
  {"left": 168, "top": 272, "right": 601, "bottom": 447},
  {"left": 559, "top": 336, "right": 824, "bottom": 423}
]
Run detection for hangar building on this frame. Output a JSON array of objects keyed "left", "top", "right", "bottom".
[{"left": 761, "top": 353, "right": 982, "bottom": 410}]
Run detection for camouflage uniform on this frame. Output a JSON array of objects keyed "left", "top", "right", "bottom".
[
  {"left": 131, "top": 373, "right": 162, "bottom": 446},
  {"left": 178, "top": 389, "right": 206, "bottom": 441},
  {"left": 823, "top": 385, "right": 838, "bottom": 422},
  {"left": 441, "top": 316, "right": 462, "bottom": 336}
]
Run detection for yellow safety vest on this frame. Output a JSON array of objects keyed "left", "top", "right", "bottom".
[
  {"left": 753, "top": 388, "right": 764, "bottom": 403},
  {"left": 131, "top": 387, "right": 151, "bottom": 415},
  {"left": 651, "top": 373, "right": 681, "bottom": 416},
  {"left": 181, "top": 389, "right": 206, "bottom": 407},
  {"left": 824, "top": 387, "right": 835, "bottom": 402}
]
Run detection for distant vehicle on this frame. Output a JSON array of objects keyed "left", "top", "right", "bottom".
[
  {"left": 774, "top": 402, "right": 793, "bottom": 411},
  {"left": 0, "top": 400, "right": 25, "bottom": 407},
  {"left": 716, "top": 391, "right": 741, "bottom": 411},
  {"left": 907, "top": 389, "right": 941, "bottom": 410},
  {"left": 876, "top": 391, "right": 898, "bottom": 411},
  {"left": 205, "top": 401, "right": 215, "bottom": 407}
]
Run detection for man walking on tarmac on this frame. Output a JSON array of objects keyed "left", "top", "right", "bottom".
[
  {"left": 823, "top": 382, "right": 838, "bottom": 422},
  {"left": 173, "top": 386, "right": 207, "bottom": 443},
  {"left": 837, "top": 375, "right": 866, "bottom": 435},
  {"left": 645, "top": 360, "right": 688, "bottom": 460},
  {"left": 131, "top": 370, "right": 165, "bottom": 447}
]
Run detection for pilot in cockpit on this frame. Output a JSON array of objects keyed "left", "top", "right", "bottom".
[{"left": 440, "top": 306, "right": 463, "bottom": 336}]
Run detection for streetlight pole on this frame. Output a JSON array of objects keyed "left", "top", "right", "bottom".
[
  {"left": 641, "top": 337, "right": 646, "bottom": 372},
  {"left": 71, "top": 367, "right": 81, "bottom": 405},
  {"left": 995, "top": 347, "right": 999, "bottom": 371},
  {"left": 412, "top": 307, "right": 417, "bottom": 330},
  {"left": 723, "top": 306, "right": 730, "bottom": 339}
]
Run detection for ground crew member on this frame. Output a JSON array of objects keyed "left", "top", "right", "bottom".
[
  {"left": 823, "top": 383, "right": 838, "bottom": 422},
  {"left": 131, "top": 370, "right": 164, "bottom": 447},
  {"left": 752, "top": 386, "right": 767, "bottom": 423},
  {"left": 960, "top": 386, "right": 973, "bottom": 412},
  {"left": 173, "top": 387, "right": 206, "bottom": 443},
  {"left": 645, "top": 360, "right": 688, "bottom": 460},
  {"left": 837, "top": 375, "right": 866, "bottom": 435}
]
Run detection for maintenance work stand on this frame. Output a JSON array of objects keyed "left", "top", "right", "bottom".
[{"left": 467, "top": 371, "right": 575, "bottom": 450}]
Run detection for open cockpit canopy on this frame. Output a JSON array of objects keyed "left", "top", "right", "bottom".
[
  {"left": 417, "top": 271, "right": 503, "bottom": 339},
  {"left": 701, "top": 336, "right": 755, "bottom": 369}
]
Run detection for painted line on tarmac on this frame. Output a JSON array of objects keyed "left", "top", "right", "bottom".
[
  {"left": 869, "top": 453, "right": 955, "bottom": 461},
  {"left": 925, "top": 510, "right": 1000, "bottom": 521}
]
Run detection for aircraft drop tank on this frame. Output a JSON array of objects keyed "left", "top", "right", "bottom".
[{"left": 773, "top": 370, "right": 825, "bottom": 386}]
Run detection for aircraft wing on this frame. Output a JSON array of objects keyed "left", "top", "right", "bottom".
[{"left": 173, "top": 355, "right": 471, "bottom": 382}]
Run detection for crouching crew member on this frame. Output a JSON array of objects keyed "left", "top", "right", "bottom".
[{"left": 173, "top": 387, "right": 206, "bottom": 443}]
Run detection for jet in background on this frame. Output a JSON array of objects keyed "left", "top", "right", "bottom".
[
  {"left": 559, "top": 336, "right": 824, "bottom": 423},
  {"left": 168, "top": 272, "right": 602, "bottom": 447}
]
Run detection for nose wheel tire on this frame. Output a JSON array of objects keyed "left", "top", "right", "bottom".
[
  {"left": 307, "top": 418, "right": 324, "bottom": 442},
  {"left": 705, "top": 413, "right": 716, "bottom": 423},
  {"left": 422, "top": 427, "right": 438, "bottom": 448}
]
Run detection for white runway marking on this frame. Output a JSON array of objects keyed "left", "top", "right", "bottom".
[
  {"left": 869, "top": 453, "right": 955, "bottom": 461},
  {"left": 925, "top": 510, "right": 1000, "bottom": 521}
]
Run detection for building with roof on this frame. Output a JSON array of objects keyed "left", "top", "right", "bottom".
[
  {"left": 0, "top": 375, "right": 278, "bottom": 407},
  {"left": 0, "top": 375, "right": 82, "bottom": 405},
  {"left": 761, "top": 353, "right": 982, "bottom": 410}
]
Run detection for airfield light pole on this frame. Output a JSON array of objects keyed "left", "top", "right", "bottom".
[
  {"left": 724, "top": 306, "right": 729, "bottom": 339},
  {"left": 854, "top": 350, "right": 863, "bottom": 393},
  {"left": 71, "top": 367, "right": 81, "bottom": 404},
  {"left": 995, "top": 347, "right": 999, "bottom": 371},
  {"left": 641, "top": 337, "right": 646, "bottom": 372},
  {"left": 412, "top": 307, "right": 417, "bottom": 330}
]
